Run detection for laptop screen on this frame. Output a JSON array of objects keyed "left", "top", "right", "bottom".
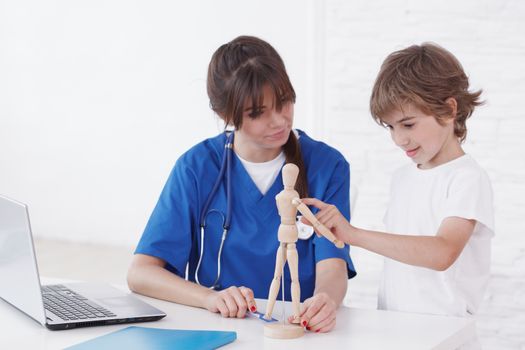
[{"left": 0, "top": 195, "right": 47, "bottom": 326}]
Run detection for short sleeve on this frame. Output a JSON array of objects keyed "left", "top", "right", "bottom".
[
  {"left": 313, "top": 158, "right": 356, "bottom": 278},
  {"left": 383, "top": 169, "right": 399, "bottom": 227},
  {"left": 443, "top": 168, "right": 495, "bottom": 237},
  {"left": 134, "top": 159, "right": 198, "bottom": 277}
]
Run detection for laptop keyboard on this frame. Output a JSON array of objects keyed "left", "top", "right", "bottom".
[{"left": 42, "top": 284, "right": 116, "bottom": 321}]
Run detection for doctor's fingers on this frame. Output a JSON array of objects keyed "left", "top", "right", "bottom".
[
  {"left": 239, "top": 286, "right": 257, "bottom": 313},
  {"left": 309, "top": 317, "right": 336, "bottom": 333},
  {"left": 300, "top": 293, "right": 336, "bottom": 327},
  {"left": 224, "top": 286, "right": 250, "bottom": 318},
  {"left": 305, "top": 303, "right": 336, "bottom": 332},
  {"left": 214, "top": 298, "right": 230, "bottom": 318},
  {"left": 219, "top": 292, "right": 240, "bottom": 318}
]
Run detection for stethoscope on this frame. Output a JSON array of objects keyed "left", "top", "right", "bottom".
[
  {"left": 194, "top": 131, "right": 314, "bottom": 289},
  {"left": 195, "top": 131, "right": 233, "bottom": 289}
]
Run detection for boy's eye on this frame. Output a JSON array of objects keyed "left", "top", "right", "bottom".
[{"left": 403, "top": 123, "right": 414, "bottom": 129}]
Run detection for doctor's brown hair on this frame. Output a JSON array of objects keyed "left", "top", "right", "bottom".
[
  {"left": 207, "top": 35, "right": 308, "bottom": 197},
  {"left": 370, "top": 43, "right": 483, "bottom": 142}
]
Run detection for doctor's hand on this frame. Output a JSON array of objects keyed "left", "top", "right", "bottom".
[
  {"left": 299, "top": 198, "right": 357, "bottom": 246},
  {"left": 289, "top": 292, "right": 337, "bottom": 333},
  {"left": 204, "top": 286, "right": 257, "bottom": 318}
]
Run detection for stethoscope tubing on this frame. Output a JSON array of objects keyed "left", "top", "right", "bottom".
[
  {"left": 199, "top": 132, "right": 233, "bottom": 228},
  {"left": 194, "top": 131, "right": 313, "bottom": 289},
  {"left": 195, "top": 131, "right": 234, "bottom": 288}
]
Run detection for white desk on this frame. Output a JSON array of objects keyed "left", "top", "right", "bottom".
[{"left": 0, "top": 280, "right": 475, "bottom": 349}]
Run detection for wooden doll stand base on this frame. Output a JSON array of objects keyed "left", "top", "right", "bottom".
[{"left": 264, "top": 323, "right": 304, "bottom": 339}]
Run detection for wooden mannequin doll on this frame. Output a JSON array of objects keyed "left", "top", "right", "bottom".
[
  {"left": 263, "top": 163, "right": 343, "bottom": 339},
  {"left": 264, "top": 164, "right": 301, "bottom": 326}
]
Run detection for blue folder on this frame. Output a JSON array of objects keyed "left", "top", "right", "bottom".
[{"left": 65, "top": 326, "right": 237, "bottom": 350}]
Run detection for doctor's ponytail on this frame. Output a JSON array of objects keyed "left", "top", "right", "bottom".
[
  {"left": 283, "top": 131, "right": 308, "bottom": 198},
  {"left": 207, "top": 35, "right": 308, "bottom": 197}
]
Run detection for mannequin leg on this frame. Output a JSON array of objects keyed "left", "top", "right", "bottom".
[
  {"left": 264, "top": 243, "right": 287, "bottom": 319},
  {"left": 287, "top": 243, "right": 301, "bottom": 323}
]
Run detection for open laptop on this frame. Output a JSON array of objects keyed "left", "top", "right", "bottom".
[{"left": 0, "top": 194, "right": 166, "bottom": 330}]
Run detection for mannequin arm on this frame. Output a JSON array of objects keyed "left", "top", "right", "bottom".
[{"left": 292, "top": 198, "right": 344, "bottom": 248}]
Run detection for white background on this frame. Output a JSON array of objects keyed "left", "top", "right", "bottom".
[
  {"left": 1, "top": 0, "right": 320, "bottom": 245},
  {"left": 1, "top": 1, "right": 524, "bottom": 349}
]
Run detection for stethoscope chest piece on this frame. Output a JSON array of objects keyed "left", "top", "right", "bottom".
[{"left": 297, "top": 216, "right": 315, "bottom": 240}]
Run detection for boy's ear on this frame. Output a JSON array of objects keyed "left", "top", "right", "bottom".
[{"left": 445, "top": 97, "right": 458, "bottom": 120}]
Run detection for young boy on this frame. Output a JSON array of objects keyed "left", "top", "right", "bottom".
[{"left": 303, "top": 43, "right": 494, "bottom": 318}]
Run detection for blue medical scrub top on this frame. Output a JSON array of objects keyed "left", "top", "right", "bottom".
[{"left": 135, "top": 130, "right": 356, "bottom": 301}]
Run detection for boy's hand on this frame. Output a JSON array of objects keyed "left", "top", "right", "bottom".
[
  {"left": 288, "top": 292, "right": 337, "bottom": 333},
  {"left": 204, "top": 286, "right": 257, "bottom": 318},
  {"left": 299, "top": 198, "right": 355, "bottom": 245}
]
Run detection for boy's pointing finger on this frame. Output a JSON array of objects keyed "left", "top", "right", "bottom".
[{"left": 300, "top": 197, "right": 327, "bottom": 209}]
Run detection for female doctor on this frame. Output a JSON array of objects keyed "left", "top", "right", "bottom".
[{"left": 127, "top": 36, "right": 356, "bottom": 333}]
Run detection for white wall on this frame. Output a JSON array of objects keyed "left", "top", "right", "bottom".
[
  {"left": 323, "top": 1, "right": 525, "bottom": 349},
  {"left": 0, "top": 0, "right": 320, "bottom": 246}
]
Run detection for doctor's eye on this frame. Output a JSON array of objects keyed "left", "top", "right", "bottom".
[{"left": 247, "top": 107, "right": 265, "bottom": 119}]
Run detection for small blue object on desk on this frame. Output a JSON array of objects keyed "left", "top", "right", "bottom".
[
  {"left": 64, "top": 326, "right": 237, "bottom": 350},
  {"left": 251, "top": 310, "right": 277, "bottom": 323}
]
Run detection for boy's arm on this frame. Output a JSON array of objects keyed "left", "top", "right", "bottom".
[
  {"left": 301, "top": 198, "right": 476, "bottom": 271},
  {"left": 350, "top": 217, "right": 475, "bottom": 271}
]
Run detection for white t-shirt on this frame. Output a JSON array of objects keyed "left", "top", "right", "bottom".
[
  {"left": 237, "top": 151, "right": 286, "bottom": 195},
  {"left": 379, "top": 154, "right": 495, "bottom": 317}
]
